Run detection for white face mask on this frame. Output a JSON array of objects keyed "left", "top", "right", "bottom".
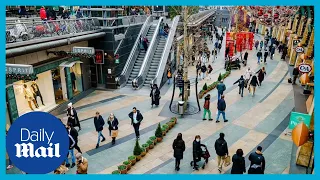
[{"left": 196, "top": 139, "right": 200, "bottom": 142}]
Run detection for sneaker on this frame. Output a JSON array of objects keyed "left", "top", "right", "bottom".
[
  {"left": 224, "top": 120, "right": 229, "bottom": 122},
  {"left": 101, "top": 137, "right": 106, "bottom": 142},
  {"left": 193, "top": 167, "right": 199, "bottom": 171},
  {"left": 6, "top": 165, "right": 13, "bottom": 170},
  {"left": 216, "top": 120, "right": 220, "bottom": 123},
  {"left": 96, "top": 144, "right": 99, "bottom": 149},
  {"left": 202, "top": 119, "right": 207, "bottom": 121},
  {"left": 71, "top": 163, "right": 75, "bottom": 168},
  {"left": 177, "top": 167, "right": 180, "bottom": 171},
  {"left": 209, "top": 119, "right": 213, "bottom": 121}
]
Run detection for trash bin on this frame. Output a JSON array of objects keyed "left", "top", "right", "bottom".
[{"left": 178, "top": 101, "right": 185, "bottom": 115}]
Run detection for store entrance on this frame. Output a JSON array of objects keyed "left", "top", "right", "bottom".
[{"left": 51, "top": 68, "right": 65, "bottom": 104}]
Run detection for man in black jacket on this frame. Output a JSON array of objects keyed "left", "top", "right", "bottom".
[
  {"left": 214, "top": 133, "right": 229, "bottom": 172},
  {"left": 263, "top": 50, "right": 268, "bottom": 64},
  {"left": 248, "top": 146, "right": 265, "bottom": 174},
  {"left": 292, "top": 67, "right": 300, "bottom": 85},
  {"left": 65, "top": 133, "right": 76, "bottom": 168},
  {"left": 94, "top": 112, "right": 106, "bottom": 149},
  {"left": 66, "top": 122, "right": 82, "bottom": 154},
  {"left": 216, "top": 95, "right": 228, "bottom": 123},
  {"left": 128, "top": 107, "right": 143, "bottom": 139},
  {"left": 233, "top": 75, "right": 245, "bottom": 97}
]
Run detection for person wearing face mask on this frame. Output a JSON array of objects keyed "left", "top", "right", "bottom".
[
  {"left": 108, "top": 113, "right": 119, "bottom": 145},
  {"left": 192, "top": 135, "right": 205, "bottom": 171},
  {"left": 94, "top": 112, "right": 106, "bottom": 149}
]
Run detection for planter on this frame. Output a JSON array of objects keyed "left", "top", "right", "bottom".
[
  {"left": 112, "top": 170, "right": 121, "bottom": 174},
  {"left": 171, "top": 117, "right": 177, "bottom": 124},
  {"left": 170, "top": 120, "right": 175, "bottom": 127},
  {"left": 162, "top": 125, "right": 169, "bottom": 132},
  {"left": 141, "top": 149, "right": 147, "bottom": 157},
  {"left": 142, "top": 144, "right": 149, "bottom": 152},
  {"left": 147, "top": 140, "right": 154, "bottom": 149},
  {"left": 123, "top": 161, "right": 132, "bottom": 170},
  {"left": 167, "top": 122, "right": 173, "bottom": 129},
  {"left": 149, "top": 143, "right": 154, "bottom": 149},
  {"left": 118, "top": 165, "right": 127, "bottom": 174},
  {"left": 135, "top": 154, "right": 142, "bottom": 161},
  {"left": 128, "top": 156, "right": 136, "bottom": 165},
  {"left": 162, "top": 130, "right": 166, "bottom": 136},
  {"left": 150, "top": 136, "right": 157, "bottom": 145},
  {"left": 157, "top": 137, "right": 163, "bottom": 142}
]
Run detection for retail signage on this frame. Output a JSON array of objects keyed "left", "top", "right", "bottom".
[
  {"left": 115, "top": 54, "right": 120, "bottom": 64},
  {"left": 94, "top": 50, "right": 104, "bottom": 64},
  {"left": 72, "top": 47, "right": 95, "bottom": 55},
  {"left": 295, "top": 46, "right": 304, "bottom": 53},
  {"left": 298, "top": 64, "right": 312, "bottom": 73},
  {"left": 6, "top": 64, "right": 33, "bottom": 75},
  {"left": 289, "top": 112, "right": 311, "bottom": 130}
]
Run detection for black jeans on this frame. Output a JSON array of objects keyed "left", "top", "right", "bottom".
[
  {"left": 239, "top": 86, "right": 244, "bottom": 97},
  {"left": 133, "top": 123, "right": 140, "bottom": 138},
  {"left": 293, "top": 75, "right": 298, "bottom": 84},
  {"left": 74, "top": 141, "right": 82, "bottom": 154},
  {"left": 175, "top": 158, "right": 181, "bottom": 169}
]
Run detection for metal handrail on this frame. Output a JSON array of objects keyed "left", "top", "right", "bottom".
[
  {"left": 187, "top": 9, "right": 215, "bottom": 27},
  {"left": 150, "top": 15, "right": 180, "bottom": 88},
  {"left": 132, "top": 17, "right": 164, "bottom": 89},
  {"left": 115, "top": 15, "right": 152, "bottom": 87}
]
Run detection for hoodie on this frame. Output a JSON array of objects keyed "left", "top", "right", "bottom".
[
  {"left": 231, "top": 154, "right": 246, "bottom": 174},
  {"left": 249, "top": 151, "right": 265, "bottom": 172},
  {"left": 40, "top": 7, "right": 47, "bottom": 20}
]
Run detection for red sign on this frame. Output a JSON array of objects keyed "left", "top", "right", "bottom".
[{"left": 95, "top": 50, "right": 104, "bottom": 64}]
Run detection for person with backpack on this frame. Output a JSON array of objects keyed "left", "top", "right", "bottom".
[
  {"left": 200, "top": 63, "right": 207, "bottom": 80},
  {"left": 256, "top": 50, "right": 263, "bottom": 64},
  {"left": 203, "top": 94, "right": 213, "bottom": 121},
  {"left": 216, "top": 95, "right": 228, "bottom": 123},
  {"left": 248, "top": 146, "right": 265, "bottom": 174},
  {"left": 94, "top": 112, "right": 106, "bottom": 148},
  {"left": 233, "top": 75, "right": 245, "bottom": 97},
  {"left": 214, "top": 133, "right": 229, "bottom": 172}
]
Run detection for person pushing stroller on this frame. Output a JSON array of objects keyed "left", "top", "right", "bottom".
[{"left": 191, "top": 135, "right": 210, "bottom": 170}]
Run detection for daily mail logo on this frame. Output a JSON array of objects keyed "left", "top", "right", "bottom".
[{"left": 6, "top": 112, "right": 69, "bottom": 174}]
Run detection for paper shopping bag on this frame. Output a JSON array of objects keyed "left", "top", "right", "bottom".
[
  {"left": 224, "top": 155, "right": 231, "bottom": 167},
  {"left": 111, "top": 130, "right": 118, "bottom": 138}
]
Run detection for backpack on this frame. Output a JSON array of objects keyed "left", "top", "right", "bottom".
[{"left": 239, "top": 79, "right": 245, "bottom": 86}]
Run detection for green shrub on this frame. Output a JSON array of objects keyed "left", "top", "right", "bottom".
[
  {"left": 128, "top": 155, "right": 136, "bottom": 161},
  {"left": 202, "top": 83, "right": 208, "bottom": 91},
  {"left": 150, "top": 136, "right": 156, "bottom": 141},
  {"left": 161, "top": 127, "right": 166, "bottom": 132},
  {"left": 141, "top": 147, "right": 146, "bottom": 152},
  {"left": 170, "top": 120, "right": 175, "bottom": 123},
  {"left": 112, "top": 170, "right": 121, "bottom": 174},
  {"left": 162, "top": 124, "right": 169, "bottom": 130},
  {"left": 142, "top": 144, "right": 149, "bottom": 149},
  {"left": 118, "top": 165, "right": 127, "bottom": 170},
  {"left": 218, "top": 73, "right": 222, "bottom": 81},
  {"left": 155, "top": 123, "right": 163, "bottom": 138},
  {"left": 147, "top": 140, "right": 153, "bottom": 145},
  {"left": 133, "top": 140, "right": 142, "bottom": 156},
  {"left": 123, "top": 161, "right": 130, "bottom": 165}
]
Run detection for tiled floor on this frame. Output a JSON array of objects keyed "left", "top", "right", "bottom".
[{"left": 6, "top": 30, "right": 306, "bottom": 174}]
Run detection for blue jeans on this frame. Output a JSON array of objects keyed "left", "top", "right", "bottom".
[
  {"left": 97, "top": 131, "right": 105, "bottom": 145},
  {"left": 216, "top": 110, "right": 226, "bottom": 121},
  {"left": 257, "top": 57, "right": 261, "bottom": 64},
  {"left": 218, "top": 91, "right": 223, "bottom": 100},
  {"left": 65, "top": 149, "right": 75, "bottom": 165},
  {"left": 8, "top": 158, "right": 12, "bottom": 165},
  {"left": 168, "top": 78, "right": 171, "bottom": 84}
]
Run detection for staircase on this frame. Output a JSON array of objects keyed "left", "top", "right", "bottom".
[
  {"left": 144, "top": 36, "right": 166, "bottom": 86},
  {"left": 126, "top": 25, "right": 156, "bottom": 86}
]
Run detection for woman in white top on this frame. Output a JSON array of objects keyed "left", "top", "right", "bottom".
[{"left": 244, "top": 67, "right": 253, "bottom": 88}]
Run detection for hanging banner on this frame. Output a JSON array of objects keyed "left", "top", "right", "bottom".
[{"left": 289, "top": 112, "right": 312, "bottom": 130}]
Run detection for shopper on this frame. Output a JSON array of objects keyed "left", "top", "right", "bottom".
[
  {"left": 203, "top": 94, "right": 213, "bottom": 121},
  {"left": 243, "top": 51, "right": 248, "bottom": 65},
  {"left": 214, "top": 133, "right": 229, "bottom": 172},
  {"left": 66, "top": 122, "right": 82, "bottom": 154},
  {"left": 142, "top": 37, "right": 149, "bottom": 52},
  {"left": 233, "top": 75, "right": 245, "bottom": 97},
  {"left": 254, "top": 40, "right": 259, "bottom": 50},
  {"left": 231, "top": 149, "right": 246, "bottom": 174},
  {"left": 167, "top": 67, "right": 172, "bottom": 85},
  {"left": 216, "top": 80, "right": 226, "bottom": 100},
  {"left": 270, "top": 45, "right": 276, "bottom": 60},
  {"left": 244, "top": 67, "right": 253, "bottom": 88},
  {"left": 248, "top": 146, "right": 265, "bottom": 174},
  {"left": 248, "top": 74, "right": 260, "bottom": 96},
  {"left": 108, "top": 113, "right": 119, "bottom": 145},
  {"left": 192, "top": 135, "right": 205, "bottom": 171},
  {"left": 150, "top": 84, "right": 160, "bottom": 107},
  {"left": 259, "top": 41, "right": 263, "bottom": 50},
  {"left": 256, "top": 50, "right": 263, "bottom": 64},
  {"left": 172, "top": 133, "right": 186, "bottom": 171},
  {"left": 65, "top": 133, "right": 76, "bottom": 168},
  {"left": 76, "top": 153, "right": 88, "bottom": 174},
  {"left": 216, "top": 95, "right": 228, "bottom": 123},
  {"left": 263, "top": 50, "right": 268, "bottom": 64},
  {"left": 75, "top": 8, "right": 83, "bottom": 19},
  {"left": 218, "top": 43, "right": 222, "bottom": 53},
  {"left": 292, "top": 67, "right": 300, "bottom": 85},
  {"left": 39, "top": 6, "right": 47, "bottom": 20},
  {"left": 200, "top": 64, "right": 207, "bottom": 80},
  {"left": 207, "top": 64, "right": 213, "bottom": 80},
  {"left": 67, "top": 103, "right": 81, "bottom": 131},
  {"left": 128, "top": 107, "right": 143, "bottom": 139},
  {"left": 94, "top": 112, "right": 106, "bottom": 149},
  {"left": 256, "top": 67, "right": 266, "bottom": 86},
  {"left": 176, "top": 72, "right": 184, "bottom": 97}
]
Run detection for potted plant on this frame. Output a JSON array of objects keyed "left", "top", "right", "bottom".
[
  {"left": 142, "top": 143, "right": 149, "bottom": 152},
  {"left": 141, "top": 147, "right": 147, "bottom": 157},
  {"left": 155, "top": 123, "right": 163, "bottom": 142},
  {"left": 218, "top": 73, "right": 222, "bottom": 81},
  {"left": 128, "top": 155, "right": 136, "bottom": 165},
  {"left": 171, "top": 117, "right": 177, "bottom": 124},
  {"left": 150, "top": 136, "right": 157, "bottom": 145},
  {"left": 133, "top": 140, "right": 143, "bottom": 161},
  {"left": 166, "top": 121, "right": 173, "bottom": 129},
  {"left": 147, "top": 140, "right": 154, "bottom": 149},
  {"left": 112, "top": 170, "right": 121, "bottom": 174},
  {"left": 162, "top": 124, "right": 169, "bottom": 132},
  {"left": 118, "top": 165, "right": 127, "bottom": 174},
  {"left": 162, "top": 127, "right": 166, "bottom": 136},
  {"left": 170, "top": 120, "right": 175, "bottom": 127}
]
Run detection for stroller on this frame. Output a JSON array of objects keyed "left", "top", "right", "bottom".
[{"left": 190, "top": 145, "right": 211, "bottom": 169}]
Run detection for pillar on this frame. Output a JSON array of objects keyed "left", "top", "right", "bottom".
[
  {"left": 306, "top": 28, "right": 314, "bottom": 57},
  {"left": 292, "top": 14, "right": 300, "bottom": 33},
  {"left": 65, "top": 67, "right": 74, "bottom": 99},
  {"left": 301, "top": 18, "right": 312, "bottom": 45},
  {"left": 297, "top": 15, "right": 306, "bottom": 37},
  {"left": 289, "top": 35, "right": 298, "bottom": 65}
]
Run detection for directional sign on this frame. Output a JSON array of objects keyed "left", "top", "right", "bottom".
[
  {"left": 298, "top": 64, "right": 312, "bottom": 73},
  {"left": 289, "top": 112, "right": 311, "bottom": 130},
  {"left": 295, "top": 46, "right": 304, "bottom": 53}
]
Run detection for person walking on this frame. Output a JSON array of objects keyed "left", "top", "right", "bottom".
[
  {"left": 75, "top": 153, "right": 88, "bottom": 174},
  {"left": 167, "top": 67, "right": 172, "bottom": 85},
  {"left": 207, "top": 64, "right": 213, "bottom": 80},
  {"left": 218, "top": 43, "right": 222, "bottom": 53},
  {"left": 248, "top": 74, "right": 260, "bottom": 96},
  {"left": 216, "top": 80, "right": 226, "bottom": 100},
  {"left": 150, "top": 84, "right": 160, "bottom": 107},
  {"left": 256, "top": 67, "right": 266, "bottom": 85},
  {"left": 172, "top": 133, "right": 186, "bottom": 171},
  {"left": 216, "top": 95, "right": 228, "bottom": 123},
  {"left": 142, "top": 37, "right": 149, "bottom": 52},
  {"left": 176, "top": 72, "right": 184, "bottom": 97},
  {"left": 67, "top": 103, "right": 81, "bottom": 131},
  {"left": 196, "top": 61, "right": 201, "bottom": 76},
  {"left": 244, "top": 67, "right": 253, "bottom": 88},
  {"left": 263, "top": 50, "right": 268, "bottom": 64},
  {"left": 65, "top": 133, "right": 76, "bottom": 168},
  {"left": 281, "top": 46, "right": 288, "bottom": 60},
  {"left": 192, "top": 135, "right": 205, "bottom": 171},
  {"left": 254, "top": 40, "right": 259, "bottom": 50},
  {"left": 231, "top": 149, "right": 246, "bottom": 174},
  {"left": 214, "top": 133, "right": 229, "bottom": 172},
  {"left": 256, "top": 50, "right": 263, "bottom": 64},
  {"left": 94, "top": 112, "right": 106, "bottom": 149},
  {"left": 203, "top": 94, "right": 213, "bottom": 121},
  {"left": 108, "top": 113, "right": 119, "bottom": 145},
  {"left": 233, "top": 75, "right": 245, "bottom": 97},
  {"left": 66, "top": 122, "right": 82, "bottom": 154},
  {"left": 292, "top": 67, "right": 300, "bottom": 85},
  {"left": 270, "top": 45, "right": 276, "bottom": 60},
  {"left": 128, "top": 107, "right": 143, "bottom": 139},
  {"left": 243, "top": 51, "right": 248, "bottom": 65},
  {"left": 213, "top": 48, "right": 218, "bottom": 61},
  {"left": 259, "top": 41, "right": 263, "bottom": 50},
  {"left": 248, "top": 146, "right": 265, "bottom": 174},
  {"left": 200, "top": 64, "right": 207, "bottom": 80},
  {"left": 75, "top": 8, "right": 83, "bottom": 19},
  {"left": 39, "top": 6, "right": 47, "bottom": 20}
]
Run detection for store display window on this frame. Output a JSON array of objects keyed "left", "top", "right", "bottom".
[{"left": 70, "top": 63, "right": 83, "bottom": 96}]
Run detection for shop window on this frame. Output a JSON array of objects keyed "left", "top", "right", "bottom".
[
  {"left": 51, "top": 68, "right": 66, "bottom": 105},
  {"left": 70, "top": 63, "right": 83, "bottom": 97}
]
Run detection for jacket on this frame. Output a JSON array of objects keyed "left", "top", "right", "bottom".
[
  {"left": 108, "top": 117, "right": 119, "bottom": 130},
  {"left": 172, "top": 139, "right": 185, "bottom": 159},
  {"left": 217, "top": 99, "right": 226, "bottom": 111},
  {"left": 176, "top": 74, "right": 184, "bottom": 88},
  {"left": 244, "top": 52, "right": 248, "bottom": 60},
  {"left": 244, "top": 69, "right": 253, "bottom": 80},
  {"left": 216, "top": 83, "right": 226, "bottom": 93},
  {"left": 40, "top": 8, "right": 47, "bottom": 20},
  {"left": 257, "top": 69, "right": 266, "bottom": 82},
  {"left": 94, "top": 115, "right": 105, "bottom": 132},
  {"left": 201, "top": 65, "right": 207, "bottom": 73},
  {"left": 248, "top": 151, "right": 265, "bottom": 173},
  {"left": 231, "top": 154, "right": 246, "bottom": 174},
  {"left": 68, "top": 134, "right": 75, "bottom": 150},
  {"left": 128, "top": 110, "right": 143, "bottom": 125},
  {"left": 250, "top": 75, "right": 260, "bottom": 86},
  {"left": 76, "top": 157, "right": 88, "bottom": 174},
  {"left": 264, "top": 51, "right": 268, "bottom": 57},
  {"left": 192, "top": 140, "right": 203, "bottom": 159},
  {"left": 257, "top": 52, "right": 262, "bottom": 57},
  {"left": 293, "top": 67, "right": 299, "bottom": 76},
  {"left": 234, "top": 77, "right": 245, "bottom": 87},
  {"left": 68, "top": 127, "right": 79, "bottom": 142},
  {"left": 214, "top": 138, "right": 228, "bottom": 156},
  {"left": 203, "top": 96, "right": 210, "bottom": 109}
]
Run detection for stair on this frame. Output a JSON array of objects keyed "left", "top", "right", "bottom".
[
  {"left": 143, "top": 36, "right": 167, "bottom": 86},
  {"left": 126, "top": 25, "right": 156, "bottom": 86}
]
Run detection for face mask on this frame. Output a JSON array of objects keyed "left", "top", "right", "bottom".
[{"left": 196, "top": 139, "right": 200, "bottom": 142}]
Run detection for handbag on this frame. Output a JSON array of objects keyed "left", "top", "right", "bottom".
[
  {"left": 224, "top": 155, "right": 231, "bottom": 167},
  {"left": 111, "top": 130, "right": 118, "bottom": 138}
]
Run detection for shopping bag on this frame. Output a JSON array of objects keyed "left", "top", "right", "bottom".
[
  {"left": 224, "top": 156, "right": 231, "bottom": 167},
  {"left": 111, "top": 130, "right": 118, "bottom": 138}
]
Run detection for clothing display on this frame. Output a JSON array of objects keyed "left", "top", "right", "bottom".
[
  {"left": 70, "top": 71, "right": 76, "bottom": 90},
  {"left": 23, "top": 85, "right": 38, "bottom": 110},
  {"left": 31, "top": 82, "right": 45, "bottom": 106}
]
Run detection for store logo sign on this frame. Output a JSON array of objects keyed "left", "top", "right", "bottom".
[
  {"left": 298, "top": 64, "right": 312, "bottom": 73},
  {"left": 6, "top": 112, "right": 69, "bottom": 174},
  {"left": 295, "top": 46, "right": 304, "bottom": 53},
  {"left": 73, "top": 46, "right": 95, "bottom": 55},
  {"left": 6, "top": 64, "right": 34, "bottom": 75}
]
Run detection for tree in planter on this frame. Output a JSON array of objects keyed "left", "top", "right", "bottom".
[
  {"left": 203, "top": 83, "right": 208, "bottom": 91},
  {"left": 218, "top": 73, "right": 222, "bottom": 81},
  {"left": 155, "top": 123, "right": 163, "bottom": 142},
  {"left": 133, "top": 140, "right": 143, "bottom": 161}
]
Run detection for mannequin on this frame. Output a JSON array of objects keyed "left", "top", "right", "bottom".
[
  {"left": 31, "top": 81, "right": 45, "bottom": 106},
  {"left": 70, "top": 67, "right": 76, "bottom": 91},
  {"left": 23, "top": 84, "right": 38, "bottom": 111}
]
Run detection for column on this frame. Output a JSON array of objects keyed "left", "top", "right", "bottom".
[
  {"left": 65, "top": 67, "right": 74, "bottom": 99},
  {"left": 297, "top": 15, "right": 306, "bottom": 37},
  {"left": 292, "top": 14, "right": 300, "bottom": 33},
  {"left": 289, "top": 35, "right": 298, "bottom": 65},
  {"left": 301, "top": 18, "right": 312, "bottom": 45},
  {"left": 306, "top": 28, "right": 314, "bottom": 57}
]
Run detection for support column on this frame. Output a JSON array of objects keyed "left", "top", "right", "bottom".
[
  {"left": 306, "top": 28, "right": 314, "bottom": 57},
  {"left": 301, "top": 18, "right": 312, "bottom": 45},
  {"left": 289, "top": 35, "right": 298, "bottom": 65},
  {"left": 297, "top": 15, "right": 306, "bottom": 37},
  {"left": 65, "top": 67, "right": 74, "bottom": 99},
  {"left": 292, "top": 14, "right": 300, "bottom": 33}
]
